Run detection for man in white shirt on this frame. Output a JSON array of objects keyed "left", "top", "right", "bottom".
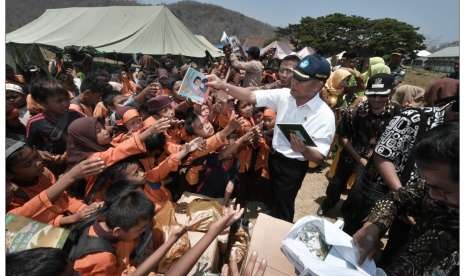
[{"left": 207, "top": 54, "right": 336, "bottom": 222}]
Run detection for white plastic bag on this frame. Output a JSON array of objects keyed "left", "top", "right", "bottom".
[{"left": 281, "top": 216, "right": 377, "bottom": 276}]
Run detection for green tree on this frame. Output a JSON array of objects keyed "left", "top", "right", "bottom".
[{"left": 276, "top": 13, "right": 425, "bottom": 57}]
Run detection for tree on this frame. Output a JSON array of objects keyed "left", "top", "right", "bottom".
[{"left": 276, "top": 13, "right": 425, "bottom": 57}]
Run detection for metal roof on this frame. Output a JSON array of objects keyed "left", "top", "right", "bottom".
[{"left": 428, "top": 46, "right": 459, "bottom": 58}]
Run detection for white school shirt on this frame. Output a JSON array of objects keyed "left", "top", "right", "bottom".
[{"left": 255, "top": 88, "right": 335, "bottom": 161}]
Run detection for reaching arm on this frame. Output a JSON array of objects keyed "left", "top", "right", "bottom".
[
  {"left": 207, "top": 74, "right": 256, "bottom": 104},
  {"left": 340, "top": 137, "right": 366, "bottom": 166},
  {"left": 374, "top": 154, "right": 402, "bottom": 190},
  {"left": 165, "top": 205, "right": 244, "bottom": 276},
  {"left": 46, "top": 158, "right": 105, "bottom": 201}
]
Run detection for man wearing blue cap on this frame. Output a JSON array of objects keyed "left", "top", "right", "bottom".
[{"left": 207, "top": 54, "right": 335, "bottom": 222}]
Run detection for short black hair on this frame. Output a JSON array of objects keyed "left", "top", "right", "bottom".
[
  {"left": 6, "top": 144, "right": 27, "bottom": 172},
  {"left": 184, "top": 107, "right": 200, "bottom": 134},
  {"left": 6, "top": 247, "right": 68, "bottom": 276},
  {"left": 105, "top": 190, "right": 154, "bottom": 231},
  {"left": 413, "top": 122, "right": 459, "bottom": 183},
  {"left": 193, "top": 76, "right": 202, "bottom": 83},
  {"left": 342, "top": 52, "right": 357, "bottom": 59},
  {"left": 30, "top": 78, "right": 69, "bottom": 104},
  {"left": 105, "top": 178, "right": 142, "bottom": 206},
  {"left": 87, "top": 157, "right": 143, "bottom": 203},
  {"left": 80, "top": 75, "right": 105, "bottom": 95},
  {"left": 102, "top": 90, "right": 120, "bottom": 109},
  {"left": 144, "top": 132, "right": 166, "bottom": 152}
]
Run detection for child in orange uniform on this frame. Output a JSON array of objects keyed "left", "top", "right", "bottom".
[{"left": 7, "top": 138, "right": 105, "bottom": 227}]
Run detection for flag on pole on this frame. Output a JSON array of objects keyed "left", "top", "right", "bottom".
[{"left": 220, "top": 31, "right": 230, "bottom": 45}]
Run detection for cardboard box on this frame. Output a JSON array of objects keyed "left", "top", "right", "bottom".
[
  {"left": 175, "top": 192, "right": 229, "bottom": 274},
  {"left": 175, "top": 192, "right": 229, "bottom": 250},
  {"left": 6, "top": 214, "right": 70, "bottom": 253},
  {"left": 245, "top": 213, "right": 296, "bottom": 276},
  {"left": 186, "top": 231, "right": 220, "bottom": 275}
]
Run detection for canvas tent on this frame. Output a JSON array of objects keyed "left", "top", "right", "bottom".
[
  {"left": 297, "top": 47, "right": 316, "bottom": 59},
  {"left": 6, "top": 6, "right": 222, "bottom": 58},
  {"left": 195, "top": 35, "right": 223, "bottom": 58},
  {"left": 260, "top": 41, "right": 293, "bottom": 59}
]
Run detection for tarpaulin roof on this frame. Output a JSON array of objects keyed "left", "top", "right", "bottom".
[
  {"left": 6, "top": 6, "right": 221, "bottom": 58},
  {"left": 195, "top": 35, "right": 224, "bottom": 58}
]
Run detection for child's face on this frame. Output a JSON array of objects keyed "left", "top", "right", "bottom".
[
  {"left": 43, "top": 94, "right": 70, "bottom": 115},
  {"left": 96, "top": 124, "right": 112, "bottom": 145},
  {"left": 117, "top": 219, "right": 150, "bottom": 241},
  {"left": 124, "top": 163, "right": 145, "bottom": 183},
  {"left": 239, "top": 102, "right": 253, "bottom": 118},
  {"left": 157, "top": 106, "right": 175, "bottom": 119},
  {"left": 125, "top": 116, "right": 143, "bottom": 133},
  {"left": 6, "top": 91, "right": 26, "bottom": 108},
  {"left": 83, "top": 91, "right": 102, "bottom": 106},
  {"left": 263, "top": 116, "right": 275, "bottom": 130},
  {"left": 8, "top": 147, "right": 44, "bottom": 181},
  {"left": 192, "top": 116, "right": 214, "bottom": 138},
  {"left": 200, "top": 104, "right": 210, "bottom": 118},
  {"left": 253, "top": 111, "right": 263, "bottom": 123}
]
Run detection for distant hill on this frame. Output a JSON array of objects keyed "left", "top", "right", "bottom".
[{"left": 6, "top": 0, "right": 276, "bottom": 44}]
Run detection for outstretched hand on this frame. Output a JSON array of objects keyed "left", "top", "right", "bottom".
[
  {"left": 206, "top": 74, "right": 226, "bottom": 91},
  {"left": 211, "top": 204, "right": 244, "bottom": 233},
  {"left": 67, "top": 158, "right": 106, "bottom": 180}
]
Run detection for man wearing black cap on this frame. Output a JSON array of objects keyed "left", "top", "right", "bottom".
[
  {"left": 229, "top": 46, "right": 264, "bottom": 87},
  {"left": 319, "top": 73, "right": 400, "bottom": 216},
  {"left": 207, "top": 54, "right": 336, "bottom": 222}
]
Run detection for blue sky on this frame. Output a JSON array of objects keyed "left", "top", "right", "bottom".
[{"left": 139, "top": 0, "right": 459, "bottom": 46}]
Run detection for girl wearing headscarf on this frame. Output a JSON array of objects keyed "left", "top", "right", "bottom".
[
  {"left": 66, "top": 117, "right": 171, "bottom": 198},
  {"left": 424, "top": 78, "right": 459, "bottom": 107},
  {"left": 321, "top": 68, "right": 352, "bottom": 108},
  {"left": 361, "top": 57, "right": 391, "bottom": 84},
  {"left": 391, "top": 84, "right": 425, "bottom": 107}
]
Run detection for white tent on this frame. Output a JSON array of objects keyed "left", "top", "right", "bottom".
[
  {"left": 7, "top": 6, "right": 219, "bottom": 58},
  {"left": 297, "top": 47, "right": 316, "bottom": 59},
  {"left": 260, "top": 41, "right": 293, "bottom": 59},
  {"left": 195, "top": 35, "right": 224, "bottom": 58}
]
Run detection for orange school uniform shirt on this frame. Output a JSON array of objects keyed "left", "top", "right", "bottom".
[
  {"left": 8, "top": 168, "right": 87, "bottom": 226},
  {"left": 73, "top": 225, "right": 136, "bottom": 276},
  {"left": 70, "top": 102, "right": 94, "bottom": 117},
  {"left": 236, "top": 117, "right": 270, "bottom": 178},
  {"left": 8, "top": 189, "right": 84, "bottom": 227},
  {"left": 184, "top": 132, "right": 229, "bottom": 185}
]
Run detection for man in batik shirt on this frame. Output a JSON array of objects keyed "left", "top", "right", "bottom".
[
  {"left": 319, "top": 73, "right": 400, "bottom": 215},
  {"left": 353, "top": 122, "right": 459, "bottom": 276}
]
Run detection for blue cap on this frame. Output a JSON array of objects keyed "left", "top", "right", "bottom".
[{"left": 292, "top": 54, "right": 331, "bottom": 81}]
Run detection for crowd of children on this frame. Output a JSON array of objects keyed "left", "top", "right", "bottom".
[{"left": 5, "top": 48, "right": 460, "bottom": 276}]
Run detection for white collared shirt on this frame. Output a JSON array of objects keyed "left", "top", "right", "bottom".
[{"left": 255, "top": 88, "right": 335, "bottom": 161}]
